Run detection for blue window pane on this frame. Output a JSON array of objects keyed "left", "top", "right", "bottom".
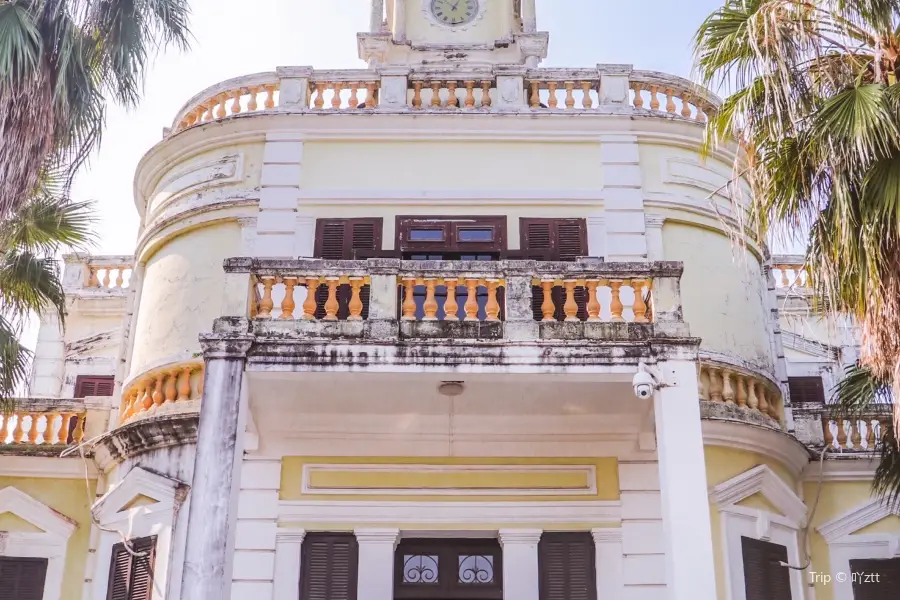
[
  {"left": 409, "top": 229, "right": 445, "bottom": 242},
  {"left": 458, "top": 228, "right": 494, "bottom": 242}
]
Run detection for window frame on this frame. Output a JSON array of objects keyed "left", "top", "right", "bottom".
[
  {"left": 393, "top": 538, "right": 503, "bottom": 600},
  {"left": 74, "top": 375, "right": 116, "bottom": 398},
  {"left": 396, "top": 216, "right": 507, "bottom": 256}
]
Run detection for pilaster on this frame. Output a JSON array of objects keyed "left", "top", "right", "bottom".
[
  {"left": 493, "top": 66, "right": 528, "bottom": 110},
  {"left": 645, "top": 214, "right": 665, "bottom": 261},
  {"left": 600, "top": 133, "right": 647, "bottom": 262},
  {"left": 591, "top": 528, "right": 625, "bottom": 599},
  {"left": 498, "top": 529, "right": 542, "bottom": 600},
  {"left": 256, "top": 135, "right": 305, "bottom": 257},
  {"left": 355, "top": 528, "right": 401, "bottom": 600},
  {"left": 273, "top": 530, "right": 306, "bottom": 600}
]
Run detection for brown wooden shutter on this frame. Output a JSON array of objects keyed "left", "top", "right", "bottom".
[
  {"left": 538, "top": 533, "right": 597, "bottom": 600},
  {"left": 741, "top": 537, "right": 792, "bottom": 600},
  {"left": 521, "top": 219, "right": 589, "bottom": 321},
  {"left": 0, "top": 557, "right": 48, "bottom": 600},
  {"left": 107, "top": 536, "right": 157, "bottom": 600},
  {"left": 788, "top": 377, "right": 826, "bottom": 404},
  {"left": 850, "top": 558, "right": 900, "bottom": 600},
  {"left": 75, "top": 375, "right": 116, "bottom": 398},
  {"left": 301, "top": 533, "right": 358, "bottom": 600},
  {"left": 313, "top": 219, "right": 382, "bottom": 319}
]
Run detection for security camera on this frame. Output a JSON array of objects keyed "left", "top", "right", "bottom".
[{"left": 632, "top": 370, "right": 656, "bottom": 399}]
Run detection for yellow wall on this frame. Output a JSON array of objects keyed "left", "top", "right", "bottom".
[
  {"left": 0, "top": 478, "right": 97, "bottom": 600},
  {"left": 663, "top": 223, "right": 773, "bottom": 369},
  {"left": 406, "top": 0, "right": 515, "bottom": 45},
  {"left": 129, "top": 222, "right": 242, "bottom": 374}
]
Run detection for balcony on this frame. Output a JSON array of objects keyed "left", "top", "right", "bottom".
[{"left": 0, "top": 398, "right": 92, "bottom": 456}]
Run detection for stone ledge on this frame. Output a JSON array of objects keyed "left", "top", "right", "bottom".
[
  {"left": 700, "top": 400, "right": 783, "bottom": 431},
  {"left": 92, "top": 411, "right": 199, "bottom": 472}
]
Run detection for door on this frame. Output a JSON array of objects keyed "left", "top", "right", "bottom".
[{"left": 394, "top": 539, "right": 503, "bottom": 600}]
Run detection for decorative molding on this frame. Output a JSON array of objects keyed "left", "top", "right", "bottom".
[
  {"left": 702, "top": 419, "right": 811, "bottom": 478},
  {"left": 354, "top": 528, "right": 401, "bottom": 545},
  {"left": 0, "top": 455, "right": 99, "bottom": 479},
  {"left": 0, "top": 487, "right": 77, "bottom": 539},
  {"left": 300, "top": 463, "right": 598, "bottom": 496},
  {"left": 295, "top": 189, "right": 605, "bottom": 205},
  {"left": 801, "top": 458, "right": 879, "bottom": 482},
  {"left": 279, "top": 500, "right": 621, "bottom": 526},
  {"left": 817, "top": 497, "right": 900, "bottom": 543},
  {"left": 710, "top": 464, "right": 807, "bottom": 526},
  {"left": 498, "top": 529, "right": 543, "bottom": 545},
  {"left": 93, "top": 466, "right": 187, "bottom": 525},
  {"left": 590, "top": 528, "right": 623, "bottom": 543},
  {"left": 781, "top": 331, "right": 840, "bottom": 361},
  {"left": 148, "top": 153, "right": 244, "bottom": 216},
  {"left": 661, "top": 155, "right": 742, "bottom": 199}
]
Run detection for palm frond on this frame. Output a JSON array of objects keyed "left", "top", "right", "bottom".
[
  {"left": 0, "top": 250, "right": 66, "bottom": 326},
  {"left": 0, "top": 314, "right": 30, "bottom": 411},
  {"left": 0, "top": 194, "right": 95, "bottom": 254}
]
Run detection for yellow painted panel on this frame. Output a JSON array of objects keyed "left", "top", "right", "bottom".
[
  {"left": 282, "top": 457, "right": 619, "bottom": 502},
  {"left": 0, "top": 511, "right": 44, "bottom": 533},
  {"left": 279, "top": 522, "right": 620, "bottom": 532},
  {"left": 0, "top": 477, "right": 96, "bottom": 600},
  {"left": 856, "top": 514, "right": 900, "bottom": 534},
  {"left": 735, "top": 493, "right": 785, "bottom": 517}
]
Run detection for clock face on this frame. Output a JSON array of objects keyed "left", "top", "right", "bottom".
[{"left": 430, "top": 0, "right": 480, "bottom": 26}]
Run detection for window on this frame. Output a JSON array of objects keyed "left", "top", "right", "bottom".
[
  {"left": 520, "top": 219, "right": 589, "bottom": 321},
  {"left": 787, "top": 377, "right": 826, "bottom": 404},
  {"left": 107, "top": 536, "right": 156, "bottom": 600},
  {"left": 741, "top": 537, "right": 792, "bottom": 600},
  {"left": 849, "top": 558, "right": 900, "bottom": 599},
  {"left": 300, "top": 533, "right": 358, "bottom": 600},
  {"left": 0, "top": 557, "right": 48, "bottom": 600},
  {"left": 74, "top": 375, "right": 115, "bottom": 398},
  {"left": 394, "top": 539, "right": 503, "bottom": 599},
  {"left": 538, "top": 532, "right": 596, "bottom": 600},
  {"left": 313, "top": 218, "right": 383, "bottom": 319}
]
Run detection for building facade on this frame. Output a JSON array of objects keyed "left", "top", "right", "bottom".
[{"left": 2, "top": 1, "right": 899, "bottom": 600}]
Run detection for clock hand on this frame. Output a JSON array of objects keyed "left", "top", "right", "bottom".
[{"left": 451, "top": 0, "right": 460, "bottom": 10}]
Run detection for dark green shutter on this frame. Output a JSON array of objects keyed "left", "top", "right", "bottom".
[
  {"left": 107, "top": 536, "right": 157, "bottom": 600},
  {"left": 312, "top": 219, "right": 382, "bottom": 319},
  {"left": 850, "top": 557, "right": 900, "bottom": 600},
  {"left": 538, "top": 532, "right": 596, "bottom": 600},
  {"left": 741, "top": 537, "right": 792, "bottom": 600},
  {"left": 521, "top": 219, "right": 588, "bottom": 321},
  {"left": 0, "top": 557, "right": 48, "bottom": 600},
  {"left": 301, "top": 533, "right": 358, "bottom": 600}
]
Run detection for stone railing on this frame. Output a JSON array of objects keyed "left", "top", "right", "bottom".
[
  {"left": 119, "top": 360, "right": 205, "bottom": 425},
  {"left": 227, "top": 257, "right": 686, "bottom": 341},
  {"left": 698, "top": 360, "right": 784, "bottom": 428},
  {"left": 822, "top": 408, "right": 893, "bottom": 451},
  {"left": 0, "top": 399, "right": 87, "bottom": 448},
  {"left": 771, "top": 255, "right": 809, "bottom": 292},
  {"left": 166, "top": 65, "right": 720, "bottom": 135},
  {"left": 63, "top": 254, "right": 134, "bottom": 292}
]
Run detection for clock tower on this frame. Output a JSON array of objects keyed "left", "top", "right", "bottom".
[{"left": 358, "top": 0, "right": 549, "bottom": 68}]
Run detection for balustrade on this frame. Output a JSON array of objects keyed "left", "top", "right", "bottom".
[
  {"left": 771, "top": 258, "right": 810, "bottom": 290},
  {"left": 398, "top": 274, "right": 505, "bottom": 322},
  {"left": 309, "top": 74, "right": 380, "bottom": 110},
  {"left": 698, "top": 362, "right": 784, "bottom": 425},
  {"left": 120, "top": 362, "right": 205, "bottom": 424},
  {"left": 1, "top": 402, "right": 86, "bottom": 447},
  {"left": 530, "top": 277, "right": 650, "bottom": 323},
  {"left": 409, "top": 78, "right": 495, "bottom": 110},
  {"left": 85, "top": 262, "right": 133, "bottom": 290},
  {"left": 822, "top": 413, "right": 891, "bottom": 451},
  {"left": 172, "top": 73, "right": 280, "bottom": 133},
  {"left": 253, "top": 270, "right": 372, "bottom": 321},
  {"left": 526, "top": 77, "right": 600, "bottom": 110}
]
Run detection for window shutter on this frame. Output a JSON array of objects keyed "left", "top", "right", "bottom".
[
  {"left": 313, "top": 219, "right": 382, "bottom": 319},
  {"left": 301, "top": 533, "right": 358, "bottom": 600},
  {"left": 787, "top": 377, "right": 826, "bottom": 404},
  {"left": 850, "top": 557, "right": 900, "bottom": 600},
  {"left": 521, "top": 219, "right": 589, "bottom": 321},
  {"left": 538, "top": 533, "right": 597, "bottom": 600},
  {"left": 107, "top": 536, "right": 157, "bottom": 600},
  {"left": 741, "top": 537, "right": 791, "bottom": 600},
  {"left": 0, "top": 557, "right": 48, "bottom": 600},
  {"left": 75, "top": 375, "right": 116, "bottom": 398}
]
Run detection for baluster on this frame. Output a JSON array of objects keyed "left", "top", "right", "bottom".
[
  {"left": 231, "top": 89, "right": 243, "bottom": 114},
  {"left": 564, "top": 82, "right": 576, "bottom": 109},
  {"left": 365, "top": 83, "right": 378, "bottom": 108},
  {"left": 486, "top": 280, "right": 501, "bottom": 322},
  {"left": 665, "top": 88, "right": 676, "bottom": 113},
  {"left": 43, "top": 413, "right": 57, "bottom": 444},
  {"left": 736, "top": 375, "right": 748, "bottom": 407},
  {"left": 464, "top": 279, "right": 480, "bottom": 321},
  {"left": 632, "top": 83, "right": 644, "bottom": 108},
  {"left": 632, "top": 280, "right": 649, "bottom": 323},
  {"left": 586, "top": 280, "right": 601, "bottom": 321},
  {"left": 768, "top": 395, "right": 780, "bottom": 419},
  {"left": 563, "top": 280, "right": 579, "bottom": 321},
  {"left": 115, "top": 269, "right": 124, "bottom": 288},
  {"left": 324, "top": 277, "right": 340, "bottom": 321},
  {"left": 423, "top": 278, "right": 439, "bottom": 320},
  {"left": 201, "top": 100, "right": 216, "bottom": 121},
  {"left": 332, "top": 82, "right": 343, "bottom": 109},
  {"left": 56, "top": 413, "right": 71, "bottom": 444},
  {"left": 747, "top": 379, "right": 759, "bottom": 410},
  {"left": 303, "top": 278, "right": 319, "bottom": 320},
  {"left": 446, "top": 82, "right": 459, "bottom": 108},
  {"left": 680, "top": 93, "right": 692, "bottom": 118},
  {"left": 776, "top": 266, "right": 788, "bottom": 287},
  {"left": 609, "top": 281, "right": 624, "bottom": 322},
  {"left": 444, "top": 279, "right": 459, "bottom": 321},
  {"left": 822, "top": 417, "right": 835, "bottom": 448},
  {"left": 13, "top": 415, "right": 26, "bottom": 443},
  {"left": 349, "top": 83, "right": 360, "bottom": 109},
  {"left": 481, "top": 81, "right": 492, "bottom": 107},
  {"left": 402, "top": 278, "right": 417, "bottom": 320},
  {"left": 178, "top": 367, "right": 192, "bottom": 402},
  {"left": 122, "top": 392, "right": 137, "bottom": 420},
  {"left": 431, "top": 82, "right": 443, "bottom": 107},
  {"left": 314, "top": 83, "right": 326, "bottom": 109},
  {"left": 101, "top": 269, "right": 111, "bottom": 288},
  {"left": 258, "top": 276, "right": 276, "bottom": 318},
  {"left": 348, "top": 278, "right": 365, "bottom": 321},
  {"left": 164, "top": 371, "right": 177, "bottom": 405},
  {"left": 215, "top": 93, "right": 228, "bottom": 118},
  {"left": 540, "top": 280, "right": 556, "bottom": 321},
  {"left": 464, "top": 81, "right": 476, "bottom": 109},
  {"left": 87, "top": 267, "right": 99, "bottom": 287},
  {"left": 695, "top": 102, "right": 706, "bottom": 122},
  {"left": 152, "top": 376, "right": 164, "bottom": 407},
  {"left": 649, "top": 85, "right": 660, "bottom": 110},
  {"left": 530, "top": 81, "right": 541, "bottom": 108},
  {"left": 699, "top": 368, "right": 710, "bottom": 400},
  {"left": 581, "top": 81, "right": 593, "bottom": 108},
  {"left": 708, "top": 367, "right": 723, "bottom": 402},
  {"left": 757, "top": 383, "right": 769, "bottom": 415},
  {"left": 867, "top": 419, "right": 878, "bottom": 448},
  {"left": 27, "top": 414, "right": 40, "bottom": 444},
  {"left": 722, "top": 371, "right": 735, "bottom": 405},
  {"left": 548, "top": 82, "right": 559, "bottom": 108},
  {"left": 412, "top": 81, "right": 423, "bottom": 109},
  {"left": 197, "top": 367, "right": 204, "bottom": 397},
  {"left": 280, "top": 277, "right": 297, "bottom": 319},
  {"left": 264, "top": 84, "right": 276, "bottom": 109},
  {"left": 248, "top": 86, "right": 259, "bottom": 111},
  {"left": 836, "top": 417, "right": 848, "bottom": 448},
  {"left": 72, "top": 414, "right": 85, "bottom": 444},
  {"left": 850, "top": 419, "right": 862, "bottom": 449}
]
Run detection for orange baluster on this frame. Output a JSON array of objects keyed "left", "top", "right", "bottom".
[
  {"left": 402, "top": 278, "right": 417, "bottom": 320},
  {"left": 281, "top": 277, "right": 297, "bottom": 319},
  {"left": 485, "top": 280, "right": 501, "bottom": 322},
  {"left": 464, "top": 279, "right": 479, "bottom": 321},
  {"left": 563, "top": 280, "right": 579, "bottom": 322},
  {"left": 348, "top": 278, "right": 364, "bottom": 320},
  {"left": 586, "top": 280, "right": 601, "bottom": 321},
  {"left": 540, "top": 280, "right": 556, "bottom": 322},
  {"left": 303, "top": 278, "right": 319, "bottom": 320},
  {"left": 324, "top": 278, "right": 340, "bottom": 321},
  {"left": 444, "top": 279, "right": 459, "bottom": 321}
]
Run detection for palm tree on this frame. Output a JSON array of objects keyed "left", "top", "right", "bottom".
[
  {"left": 694, "top": 0, "right": 900, "bottom": 503},
  {"left": 0, "top": 192, "right": 93, "bottom": 408},
  {"left": 0, "top": 0, "right": 191, "bottom": 217}
]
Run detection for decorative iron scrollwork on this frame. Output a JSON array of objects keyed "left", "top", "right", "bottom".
[
  {"left": 403, "top": 555, "right": 439, "bottom": 584},
  {"left": 458, "top": 555, "right": 494, "bottom": 584}
]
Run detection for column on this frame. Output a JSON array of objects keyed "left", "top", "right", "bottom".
[
  {"left": 273, "top": 530, "right": 306, "bottom": 600},
  {"left": 392, "top": 0, "right": 406, "bottom": 42},
  {"left": 498, "top": 529, "right": 542, "bottom": 600},
  {"left": 521, "top": 0, "right": 537, "bottom": 32},
  {"left": 355, "top": 528, "right": 400, "bottom": 600},
  {"left": 645, "top": 214, "right": 665, "bottom": 261},
  {"left": 591, "top": 528, "right": 624, "bottom": 599},
  {"left": 599, "top": 133, "right": 647, "bottom": 262},
  {"left": 180, "top": 336, "right": 254, "bottom": 600},
  {"left": 653, "top": 360, "right": 717, "bottom": 600},
  {"left": 370, "top": 0, "right": 385, "bottom": 32}
]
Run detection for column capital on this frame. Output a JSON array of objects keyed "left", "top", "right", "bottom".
[
  {"left": 645, "top": 214, "right": 666, "bottom": 229},
  {"left": 590, "top": 528, "right": 622, "bottom": 544},
  {"left": 199, "top": 334, "right": 254, "bottom": 360},
  {"left": 276, "top": 529, "right": 307, "bottom": 544},
  {"left": 354, "top": 528, "right": 401, "bottom": 546},
  {"left": 498, "top": 529, "right": 543, "bottom": 545}
]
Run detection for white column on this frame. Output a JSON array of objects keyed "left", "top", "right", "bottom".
[
  {"left": 645, "top": 214, "right": 665, "bottom": 261},
  {"left": 599, "top": 133, "right": 647, "bottom": 262},
  {"left": 273, "top": 530, "right": 305, "bottom": 600},
  {"left": 653, "top": 360, "right": 717, "bottom": 600},
  {"left": 392, "top": 0, "right": 406, "bottom": 41},
  {"left": 591, "top": 528, "right": 624, "bottom": 599},
  {"left": 522, "top": 0, "right": 537, "bottom": 32},
  {"left": 355, "top": 528, "right": 400, "bottom": 600},
  {"left": 256, "top": 136, "right": 303, "bottom": 257},
  {"left": 498, "top": 529, "right": 542, "bottom": 600},
  {"left": 370, "top": 0, "right": 385, "bottom": 32}
]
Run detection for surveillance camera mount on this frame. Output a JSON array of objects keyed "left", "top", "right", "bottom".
[{"left": 637, "top": 361, "right": 670, "bottom": 390}]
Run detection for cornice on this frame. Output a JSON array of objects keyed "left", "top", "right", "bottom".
[
  {"left": 702, "top": 419, "right": 812, "bottom": 478},
  {"left": 817, "top": 497, "right": 900, "bottom": 542},
  {"left": 710, "top": 464, "right": 808, "bottom": 525}
]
